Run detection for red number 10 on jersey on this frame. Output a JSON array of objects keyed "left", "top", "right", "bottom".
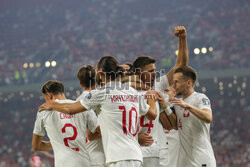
[{"left": 119, "top": 106, "right": 139, "bottom": 136}]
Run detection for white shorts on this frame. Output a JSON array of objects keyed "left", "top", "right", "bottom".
[
  {"left": 143, "top": 157, "right": 160, "bottom": 167},
  {"left": 159, "top": 148, "right": 168, "bottom": 167},
  {"left": 107, "top": 160, "right": 142, "bottom": 167}
]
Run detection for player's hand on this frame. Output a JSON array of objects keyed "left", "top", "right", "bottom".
[
  {"left": 174, "top": 26, "right": 186, "bottom": 39},
  {"left": 156, "top": 92, "right": 168, "bottom": 110},
  {"left": 38, "top": 101, "right": 55, "bottom": 112},
  {"left": 138, "top": 133, "right": 154, "bottom": 146},
  {"left": 169, "top": 97, "right": 190, "bottom": 109},
  {"left": 146, "top": 90, "right": 159, "bottom": 100}
]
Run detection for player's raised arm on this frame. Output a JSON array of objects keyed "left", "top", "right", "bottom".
[
  {"left": 167, "top": 26, "right": 189, "bottom": 86},
  {"left": 175, "top": 26, "right": 188, "bottom": 67},
  {"left": 39, "top": 101, "right": 87, "bottom": 115}
]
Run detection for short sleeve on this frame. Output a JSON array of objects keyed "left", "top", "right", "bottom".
[
  {"left": 80, "top": 89, "right": 105, "bottom": 110},
  {"left": 154, "top": 75, "right": 169, "bottom": 92},
  {"left": 86, "top": 110, "right": 99, "bottom": 133},
  {"left": 139, "top": 95, "right": 150, "bottom": 115},
  {"left": 197, "top": 94, "right": 211, "bottom": 111},
  {"left": 33, "top": 112, "right": 46, "bottom": 136}
]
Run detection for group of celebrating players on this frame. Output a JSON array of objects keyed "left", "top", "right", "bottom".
[{"left": 32, "top": 26, "right": 217, "bottom": 167}]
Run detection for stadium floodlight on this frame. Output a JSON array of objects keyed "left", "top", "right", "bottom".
[
  {"left": 45, "top": 61, "right": 50, "bottom": 67},
  {"left": 201, "top": 47, "right": 207, "bottom": 54},
  {"left": 51, "top": 61, "right": 57, "bottom": 67},
  {"left": 209, "top": 47, "right": 213, "bottom": 52},
  {"left": 201, "top": 87, "right": 206, "bottom": 93},
  {"left": 194, "top": 48, "right": 200, "bottom": 55},
  {"left": 242, "top": 82, "right": 246, "bottom": 89},
  {"left": 23, "top": 63, "right": 28, "bottom": 68},
  {"left": 175, "top": 50, "right": 178, "bottom": 56},
  {"left": 195, "top": 81, "right": 200, "bottom": 87},
  {"left": 36, "top": 62, "right": 41, "bottom": 68},
  {"left": 29, "top": 63, "right": 34, "bottom": 68}
]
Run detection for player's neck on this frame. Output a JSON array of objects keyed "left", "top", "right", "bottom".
[
  {"left": 83, "top": 85, "right": 96, "bottom": 92},
  {"left": 182, "top": 88, "right": 194, "bottom": 99},
  {"left": 102, "top": 78, "right": 117, "bottom": 85},
  {"left": 53, "top": 94, "right": 66, "bottom": 100}
]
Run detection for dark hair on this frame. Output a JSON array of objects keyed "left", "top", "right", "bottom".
[
  {"left": 77, "top": 65, "right": 96, "bottom": 88},
  {"left": 125, "top": 63, "right": 133, "bottom": 69},
  {"left": 42, "top": 80, "right": 64, "bottom": 95},
  {"left": 132, "top": 56, "right": 156, "bottom": 72},
  {"left": 97, "top": 56, "right": 124, "bottom": 80},
  {"left": 174, "top": 66, "right": 197, "bottom": 84}
]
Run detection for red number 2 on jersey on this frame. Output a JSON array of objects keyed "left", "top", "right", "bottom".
[
  {"left": 119, "top": 106, "right": 139, "bottom": 136},
  {"left": 62, "top": 123, "right": 79, "bottom": 151}
]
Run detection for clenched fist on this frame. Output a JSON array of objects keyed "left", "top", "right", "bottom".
[{"left": 174, "top": 26, "right": 186, "bottom": 39}]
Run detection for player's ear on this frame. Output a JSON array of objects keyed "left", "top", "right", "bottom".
[
  {"left": 47, "top": 93, "right": 53, "bottom": 100},
  {"left": 187, "top": 80, "right": 192, "bottom": 87}
]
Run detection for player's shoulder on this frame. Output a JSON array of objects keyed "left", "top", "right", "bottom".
[
  {"left": 193, "top": 92, "right": 211, "bottom": 106},
  {"left": 193, "top": 92, "right": 209, "bottom": 100},
  {"left": 36, "top": 110, "right": 52, "bottom": 119},
  {"left": 79, "top": 88, "right": 106, "bottom": 102},
  {"left": 76, "top": 91, "right": 90, "bottom": 101}
]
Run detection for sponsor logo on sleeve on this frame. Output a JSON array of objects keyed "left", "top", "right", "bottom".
[
  {"left": 85, "top": 92, "right": 92, "bottom": 99},
  {"left": 202, "top": 98, "right": 210, "bottom": 105}
]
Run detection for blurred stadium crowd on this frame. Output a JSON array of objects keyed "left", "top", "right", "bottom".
[{"left": 0, "top": 0, "right": 249, "bottom": 86}]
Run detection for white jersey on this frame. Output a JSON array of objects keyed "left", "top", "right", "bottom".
[
  {"left": 77, "top": 91, "right": 106, "bottom": 166},
  {"left": 175, "top": 92, "right": 216, "bottom": 167},
  {"left": 33, "top": 99, "right": 90, "bottom": 167},
  {"left": 165, "top": 129, "right": 179, "bottom": 167},
  {"left": 154, "top": 75, "right": 169, "bottom": 92},
  {"left": 80, "top": 81, "right": 149, "bottom": 164},
  {"left": 138, "top": 91, "right": 166, "bottom": 158}
]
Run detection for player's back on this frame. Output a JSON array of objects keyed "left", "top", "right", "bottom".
[
  {"left": 37, "top": 99, "right": 90, "bottom": 167},
  {"left": 94, "top": 81, "right": 147, "bottom": 164}
]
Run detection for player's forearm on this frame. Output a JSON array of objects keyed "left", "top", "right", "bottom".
[
  {"left": 168, "top": 113, "right": 178, "bottom": 130},
  {"left": 176, "top": 37, "right": 189, "bottom": 67},
  {"left": 33, "top": 141, "right": 52, "bottom": 151},
  {"left": 160, "top": 112, "right": 172, "bottom": 130},
  {"left": 186, "top": 104, "right": 212, "bottom": 123},
  {"left": 146, "top": 99, "right": 157, "bottom": 120},
  {"left": 52, "top": 102, "right": 86, "bottom": 115}
]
